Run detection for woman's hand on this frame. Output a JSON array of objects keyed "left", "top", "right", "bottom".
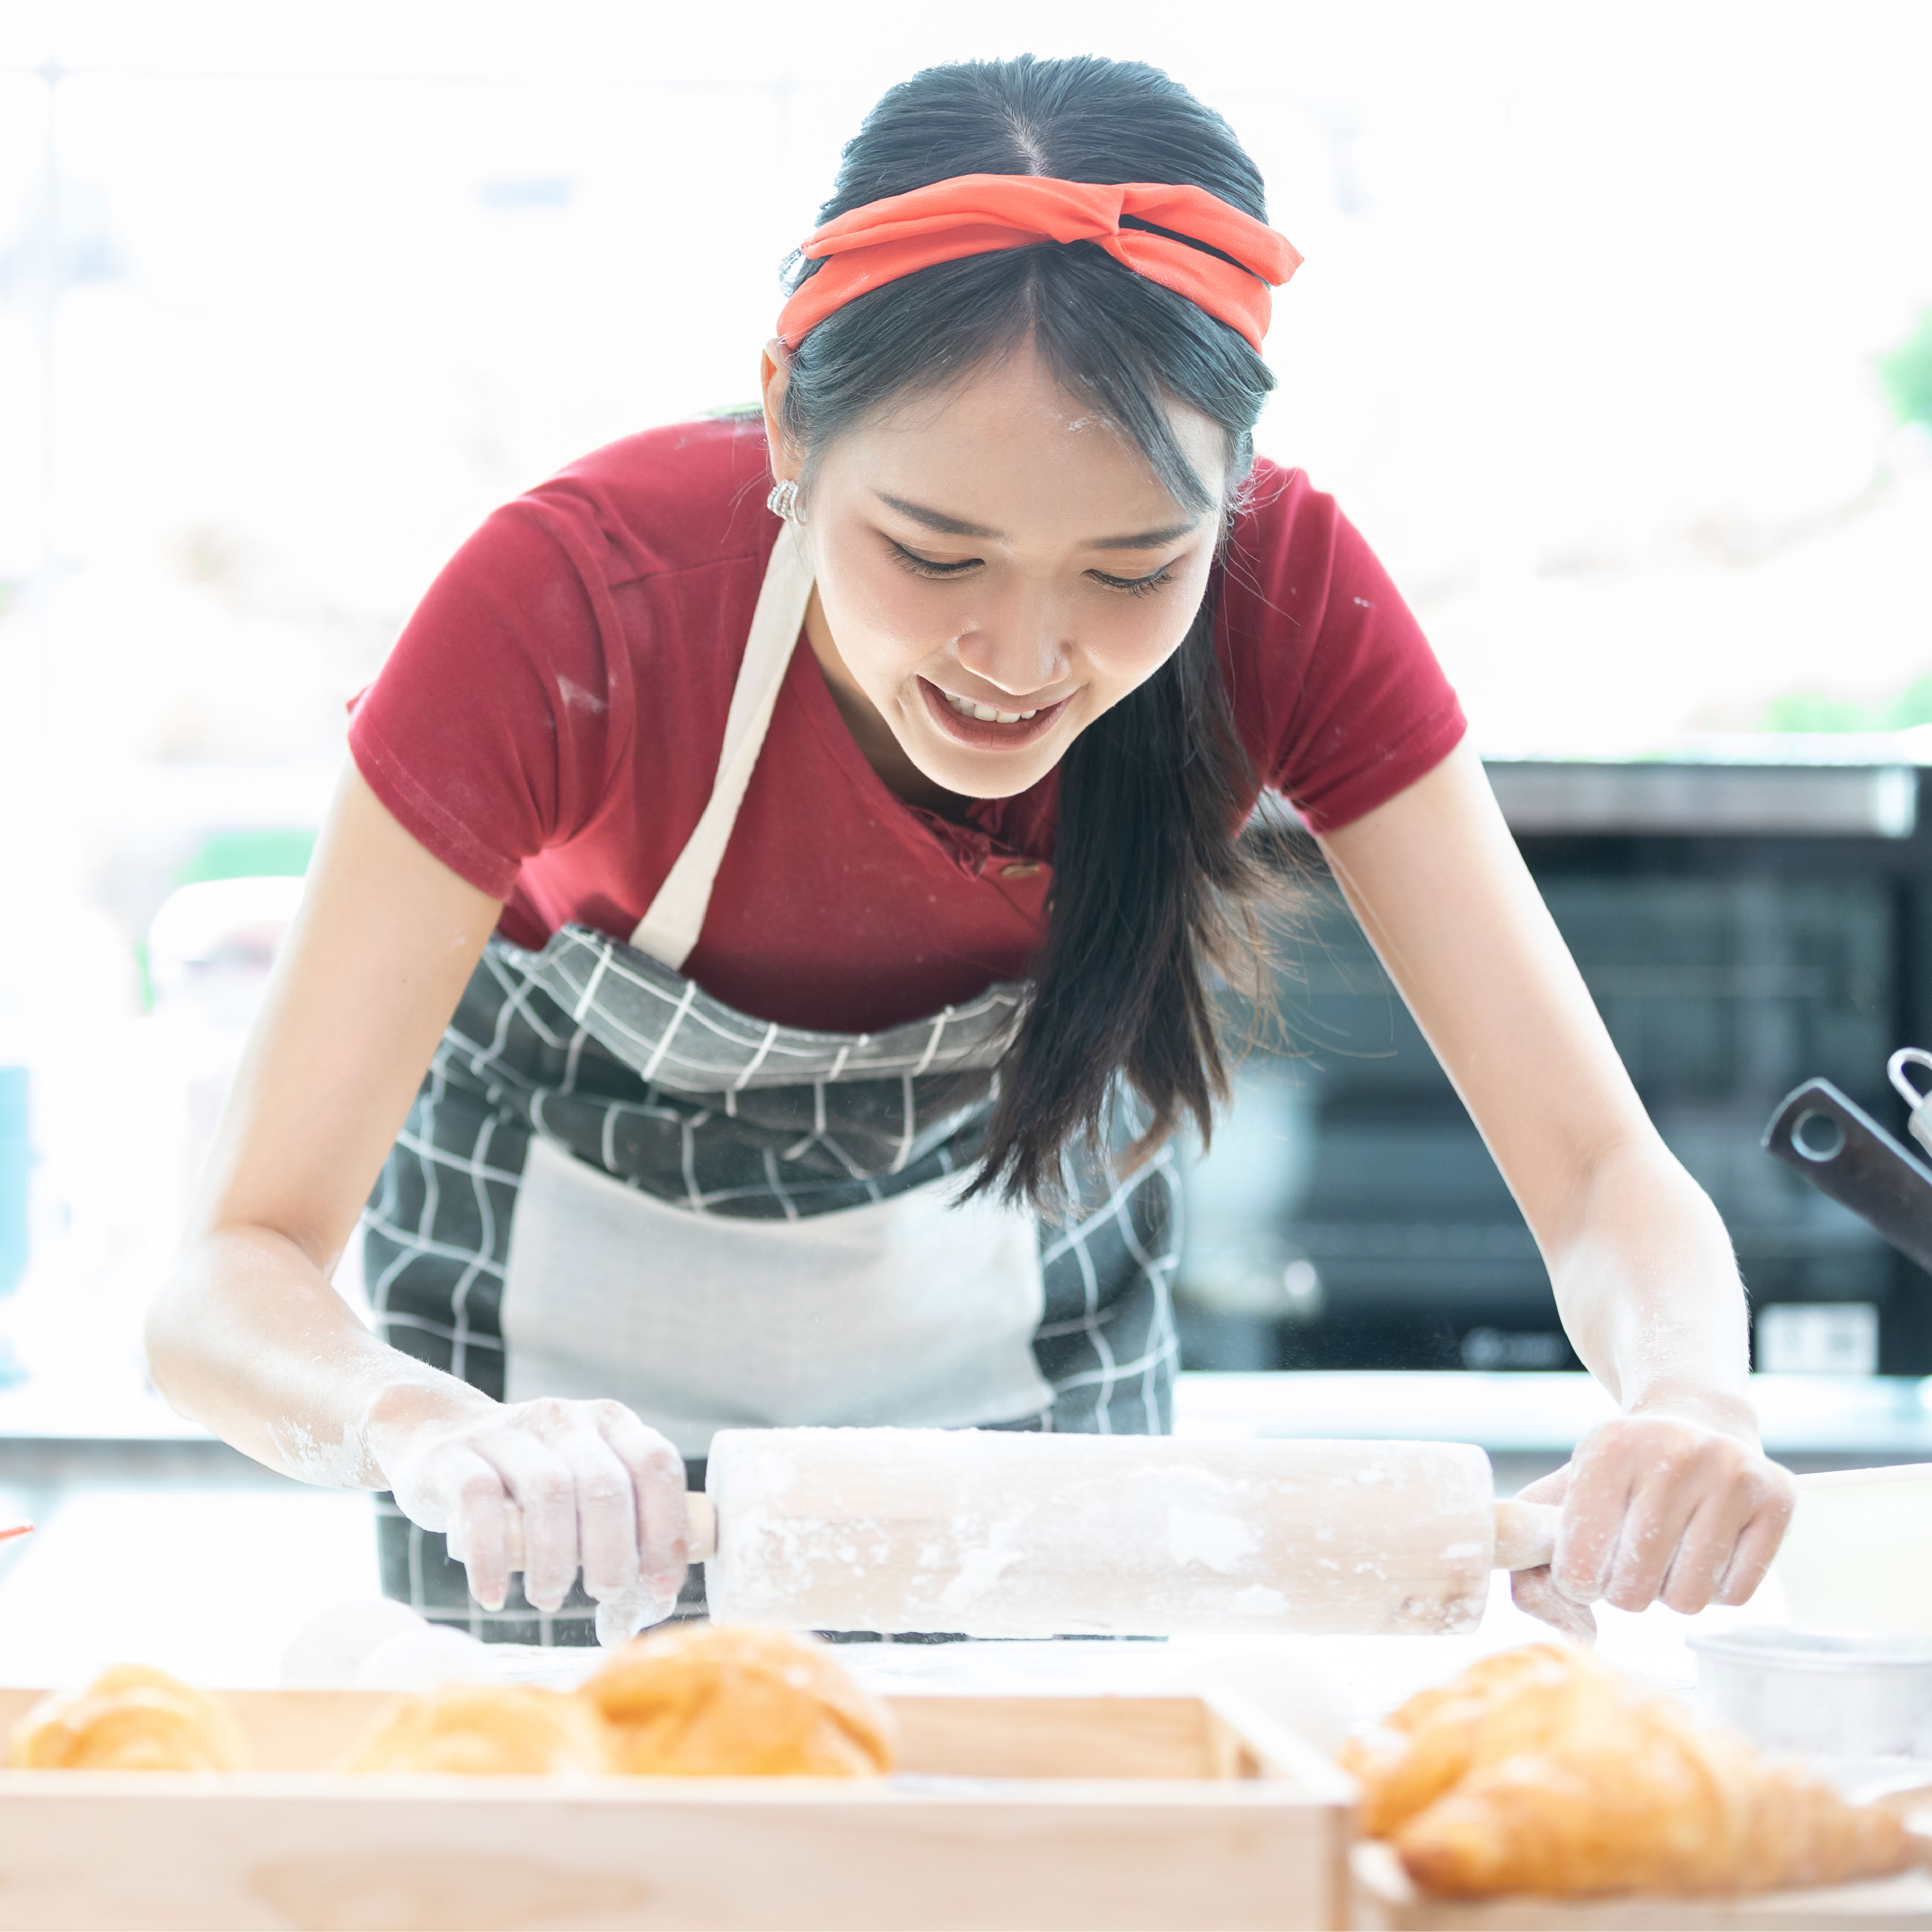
[
  {"left": 1509, "top": 1403, "right": 1796, "bottom": 1642},
  {"left": 370, "top": 1386, "right": 691, "bottom": 1622},
  {"left": 1319, "top": 751, "right": 1796, "bottom": 1643}
]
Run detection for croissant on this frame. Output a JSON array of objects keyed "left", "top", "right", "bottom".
[
  {"left": 1345, "top": 1644, "right": 1912, "bottom": 1898},
  {"left": 341, "top": 1682, "right": 616, "bottom": 1776},
  {"left": 8, "top": 1664, "right": 247, "bottom": 1771},
  {"left": 582, "top": 1624, "right": 895, "bottom": 1776},
  {"left": 1338, "top": 1642, "right": 1596, "bottom": 1836}
]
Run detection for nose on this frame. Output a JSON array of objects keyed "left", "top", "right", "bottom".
[{"left": 953, "top": 580, "right": 1071, "bottom": 699}]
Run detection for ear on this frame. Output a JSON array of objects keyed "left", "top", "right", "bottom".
[{"left": 760, "top": 340, "right": 801, "bottom": 482}]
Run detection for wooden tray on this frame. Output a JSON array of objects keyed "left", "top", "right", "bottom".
[
  {"left": 1351, "top": 1841, "right": 1932, "bottom": 1930},
  {"left": 0, "top": 1686, "right": 1353, "bottom": 1931}
]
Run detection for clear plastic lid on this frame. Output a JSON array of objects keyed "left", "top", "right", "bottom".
[{"left": 1688, "top": 1626, "right": 1932, "bottom": 1671}]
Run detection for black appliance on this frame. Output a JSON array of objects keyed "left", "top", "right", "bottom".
[{"left": 1177, "top": 759, "right": 1932, "bottom": 1377}]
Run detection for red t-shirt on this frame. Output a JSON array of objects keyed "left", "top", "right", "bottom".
[{"left": 349, "top": 416, "right": 1464, "bottom": 1034}]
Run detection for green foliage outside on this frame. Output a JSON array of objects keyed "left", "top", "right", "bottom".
[
  {"left": 1880, "top": 309, "right": 1932, "bottom": 430},
  {"left": 132, "top": 828, "right": 321, "bottom": 1010},
  {"left": 173, "top": 828, "right": 317, "bottom": 886},
  {"left": 1762, "top": 673, "right": 1932, "bottom": 735},
  {"left": 1758, "top": 312, "right": 1932, "bottom": 734}
]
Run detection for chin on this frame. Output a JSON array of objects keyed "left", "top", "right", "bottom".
[{"left": 919, "top": 742, "right": 1055, "bottom": 802}]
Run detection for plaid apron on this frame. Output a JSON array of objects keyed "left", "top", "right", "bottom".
[
  {"left": 360, "top": 520, "right": 1180, "bottom": 1642},
  {"left": 361, "top": 919, "right": 1180, "bottom": 1647}
]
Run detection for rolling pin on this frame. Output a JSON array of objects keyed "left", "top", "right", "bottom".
[{"left": 500, "top": 1430, "right": 1557, "bottom": 1637}]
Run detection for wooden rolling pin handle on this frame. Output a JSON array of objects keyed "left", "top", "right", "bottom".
[
  {"left": 684, "top": 1494, "right": 718, "bottom": 1562},
  {"left": 1493, "top": 1498, "right": 1561, "bottom": 1571},
  {"left": 495, "top": 1493, "right": 716, "bottom": 1574}
]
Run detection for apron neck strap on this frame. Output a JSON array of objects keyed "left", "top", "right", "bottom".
[{"left": 629, "top": 525, "right": 815, "bottom": 967}]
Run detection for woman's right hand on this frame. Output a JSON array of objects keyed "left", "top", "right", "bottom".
[
  {"left": 370, "top": 1387, "right": 691, "bottom": 1619},
  {"left": 144, "top": 768, "right": 696, "bottom": 1650}
]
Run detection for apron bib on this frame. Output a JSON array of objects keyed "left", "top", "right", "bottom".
[
  {"left": 363, "top": 524, "right": 1180, "bottom": 1643},
  {"left": 504, "top": 1137, "right": 1049, "bottom": 1453}
]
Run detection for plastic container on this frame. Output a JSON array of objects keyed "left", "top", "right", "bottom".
[
  {"left": 1776, "top": 1464, "right": 1932, "bottom": 1635},
  {"left": 1689, "top": 1625, "right": 1932, "bottom": 1762}
]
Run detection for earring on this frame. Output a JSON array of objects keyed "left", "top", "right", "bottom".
[{"left": 767, "top": 479, "right": 802, "bottom": 523}]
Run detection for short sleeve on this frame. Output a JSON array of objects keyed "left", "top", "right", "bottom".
[
  {"left": 1218, "top": 467, "right": 1466, "bottom": 834},
  {"left": 348, "top": 501, "right": 622, "bottom": 900}
]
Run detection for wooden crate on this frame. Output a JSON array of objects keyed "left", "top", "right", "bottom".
[{"left": 0, "top": 1686, "right": 1353, "bottom": 1931}]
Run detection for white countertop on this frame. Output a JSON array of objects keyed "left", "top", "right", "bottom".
[
  {"left": 0, "top": 1367, "right": 1895, "bottom": 1708},
  {"left": 0, "top": 1472, "right": 1784, "bottom": 1723},
  {"left": 1174, "top": 1371, "right": 1932, "bottom": 1458}
]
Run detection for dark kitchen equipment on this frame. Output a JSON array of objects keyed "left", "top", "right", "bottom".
[
  {"left": 1179, "top": 758, "right": 1932, "bottom": 1376},
  {"left": 1763, "top": 1077, "right": 1932, "bottom": 1277}
]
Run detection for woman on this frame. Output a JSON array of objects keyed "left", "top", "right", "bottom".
[{"left": 148, "top": 54, "right": 1792, "bottom": 1647}]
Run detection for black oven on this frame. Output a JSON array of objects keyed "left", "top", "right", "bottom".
[{"left": 1177, "top": 760, "right": 1932, "bottom": 1377}]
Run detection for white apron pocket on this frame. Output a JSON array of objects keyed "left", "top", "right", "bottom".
[{"left": 500, "top": 1135, "right": 1051, "bottom": 1458}]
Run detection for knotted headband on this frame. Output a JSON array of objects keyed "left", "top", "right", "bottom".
[{"left": 775, "top": 173, "right": 1302, "bottom": 354}]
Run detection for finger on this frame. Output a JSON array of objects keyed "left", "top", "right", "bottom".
[
  {"left": 1551, "top": 1441, "right": 1637, "bottom": 1604},
  {"left": 555, "top": 1426, "right": 642, "bottom": 1601},
  {"left": 482, "top": 1432, "right": 580, "bottom": 1612},
  {"left": 443, "top": 1453, "right": 513, "bottom": 1613},
  {"left": 1715, "top": 1494, "right": 1796, "bottom": 1607},
  {"left": 1511, "top": 1464, "right": 1573, "bottom": 1508},
  {"left": 595, "top": 1583, "right": 679, "bottom": 1650},
  {"left": 597, "top": 1405, "right": 689, "bottom": 1597},
  {"left": 1510, "top": 1565, "right": 1597, "bottom": 1646},
  {"left": 1603, "top": 1471, "right": 1707, "bottom": 1613},
  {"left": 1658, "top": 1489, "right": 1756, "bottom": 1615}
]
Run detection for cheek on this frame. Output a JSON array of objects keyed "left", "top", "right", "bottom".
[
  {"left": 1081, "top": 575, "right": 1212, "bottom": 695},
  {"left": 816, "top": 533, "right": 945, "bottom": 669}
]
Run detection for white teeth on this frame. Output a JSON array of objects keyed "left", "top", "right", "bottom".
[{"left": 944, "top": 692, "right": 1041, "bottom": 725}]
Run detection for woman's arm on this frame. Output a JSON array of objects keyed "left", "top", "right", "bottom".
[
  {"left": 145, "top": 766, "right": 690, "bottom": 1617},
  {"left": 1316, "top": 739, "right": 1795, "bottom": 1633}
]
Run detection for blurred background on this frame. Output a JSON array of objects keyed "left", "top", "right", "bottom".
[{"left": 1, "top": 0, "right": 1931, "bottom": 1493}]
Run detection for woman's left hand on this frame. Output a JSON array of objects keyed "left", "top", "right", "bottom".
[{"left": 1508, "top": 1404, "right": 1796, "bottom": 1643}]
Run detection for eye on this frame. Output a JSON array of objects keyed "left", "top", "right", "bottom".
[
  {"left": 1088, "top": 563, "right": 1179, "bottom": 599},
  {"left": 887, "top": 539, "right": 980, "bottom": 579}
]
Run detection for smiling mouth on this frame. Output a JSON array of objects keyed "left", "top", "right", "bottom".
[
  {"left": 942, "top": 691, "right": 1040, "bottom": 724},
  {"left": 917, "top": 677, "right": 1071, "bottom": 748}
]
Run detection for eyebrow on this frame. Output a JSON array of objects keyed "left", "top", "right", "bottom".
[{"left": 874, "top": 491, "right": 1201, "bottom": 552}]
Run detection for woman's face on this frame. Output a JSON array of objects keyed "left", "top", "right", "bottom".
[{"left": 764, "top": 339, "right": 1227, "bottom": 803}]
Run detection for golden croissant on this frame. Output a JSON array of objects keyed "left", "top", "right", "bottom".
[
  {"left": 1339, "top": 1641, "right": 1591, "bottom": 1838},
  {"left": 582, "top": 1623, "right": 895, "bottom": 1776},
  {"left": 8, "top": 1664, "right": 248, "bottom": 1771},
  {"left": 1341, "top": 1644, "right": 1911, "bottom": 1897}
]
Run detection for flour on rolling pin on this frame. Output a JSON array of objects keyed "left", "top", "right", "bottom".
[{"left": 704, "top": 1429, "right": 1503, "bottom": 1638}]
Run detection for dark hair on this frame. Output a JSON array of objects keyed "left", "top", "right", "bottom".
[{"left": 780, "top": 54, "right": 1283, "bottom": 1210}]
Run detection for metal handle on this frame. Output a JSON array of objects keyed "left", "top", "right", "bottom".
[
  {"left": 1889, "top": 1048, "right": 1932, "bottom": 1161},
  {"left": 1763, "top": 1077, "right": 1932, "bottom": 1276}
]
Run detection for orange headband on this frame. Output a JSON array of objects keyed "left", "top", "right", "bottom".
[{"left": 775, "top": 173, "right": 1302, "bottom": 354}]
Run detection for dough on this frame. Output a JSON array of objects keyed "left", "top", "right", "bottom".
[
  {"left": 582, "top": 1624, "right": 895, "bottom": 1776},
  {"left": 342, "top": 1682, "right": 616, "bottom": 1776},
  {"left": 1342, "top": 1644, "right": 1911, "bottom": 1898},
  {"left": 8, "top": 1663, "right": 248, "bottom": 1771}
]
